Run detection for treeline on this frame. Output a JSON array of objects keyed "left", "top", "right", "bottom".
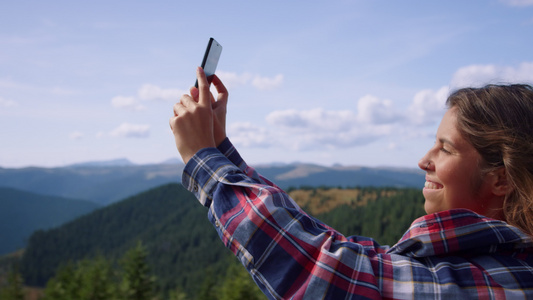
[
  {"left": 19, "top": 184, "right": 258, "bottom": 298},
  {"left": 308, "top": 187, "right": 425, "bottom": 245},
  {"left": 15, "top": 183, "right": 424, "bottom": 299},
  {"left": 1, "top": 243, "right": 264, "bottom": 300}
]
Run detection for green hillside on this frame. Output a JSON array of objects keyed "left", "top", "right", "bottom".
[
  {"left": 0, "top": 187, "right": 100, "bottom": 255},
  {"left": 19, "top": 183, "right": 425, "bottom": 299}
]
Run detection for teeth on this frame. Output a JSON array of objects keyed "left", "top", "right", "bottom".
[{"left": 425, "top": 181, "right": 442, "bottom": 189}]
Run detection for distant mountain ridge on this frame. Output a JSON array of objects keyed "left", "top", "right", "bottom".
[
  {"left": 0, "top": 160, "right": 424, "bottom": 206},
  {"left": 0, "top": 163, "right": 183, "bottom": 206},
  {"left": 67, "top": 158, "right": 136, "bottom": 167}
]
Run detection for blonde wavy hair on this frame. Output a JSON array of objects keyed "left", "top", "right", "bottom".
[{"left": 447, "top": 84, "right": 533, "bottom": 236}]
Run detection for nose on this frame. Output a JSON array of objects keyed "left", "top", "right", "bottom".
[
  {"left": 418, "top": 152, "right": 432, "bottom": 171},
  {"left": 418, "top": 159, "right": 428, "bottom": 171}
]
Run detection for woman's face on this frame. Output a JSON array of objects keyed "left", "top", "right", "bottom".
[{"left": 419, "top": 107, "right": 495, "bottom": 216}]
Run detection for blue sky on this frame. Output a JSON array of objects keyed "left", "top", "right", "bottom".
[{"left": 1, "top": 0, "right": 533, "bottom": 168}]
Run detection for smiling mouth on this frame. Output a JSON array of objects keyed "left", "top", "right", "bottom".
[{"left": 424, "top": 181, "right": 443, "bottom": 190}]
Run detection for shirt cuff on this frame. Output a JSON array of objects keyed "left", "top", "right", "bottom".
[
  {"left": 216, "top": 138, "right": 248, "bottom": 171},
  {"left": 181, "top": 146, "right": 242, "bottom": 207}
]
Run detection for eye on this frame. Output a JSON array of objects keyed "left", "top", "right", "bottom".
[{"left": 440, "top": 147, "right": 451, "bottom": 154}]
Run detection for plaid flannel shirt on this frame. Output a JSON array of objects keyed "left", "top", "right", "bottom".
[{"left": 182, "top": 138, "right": 533, "bottom": 300}]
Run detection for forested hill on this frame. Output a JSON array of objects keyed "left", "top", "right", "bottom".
[
  {"left": 0, "top": 187, "right": 100, "bottom": 255},
  {"left": 20, "top": 183, "right": 425, "bottom": 299}
]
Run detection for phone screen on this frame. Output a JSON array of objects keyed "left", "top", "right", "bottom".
[{"left": 195, "top": 38, "right": 222, "bottom": 88}]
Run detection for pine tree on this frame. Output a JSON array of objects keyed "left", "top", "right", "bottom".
[
  {"left": 42, "top": 263, "right": 79, "bottom": 300},
  {"left": 43, "top": 257, "right": 116, "bottom": 300},
  {"left": 0, "top": 265, "right": 25, "bottom": 300},
  {"left": 167, "top": 287, "right": 187, "bottom": 300},
  {"left": 218, "top": 263, "right": 265, "bottom": 300},
  {"left": 78, "top": 257, "right": 116, "bottom": 300},
  {"left": 119, "top": 241, "right": 156, "bottom": 300},
  {"left": 196, "top": 268, "right": 218, "bottom": 300}
]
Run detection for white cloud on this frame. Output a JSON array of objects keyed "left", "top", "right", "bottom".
[
  {"left": 356, "top": 95, "right": 403, "bottom": 124},
  {"left": 266, "top": 108, "right": 355, "bottom": 131},
  {"left": 263, "top": 99, "right": 397, "bottom": 150},
  {"left": 69, "top": 131, "right": 84, "bottom": 140},
  {"left": 138, "top": 84, "right": 184, "bottom": 102},
  {"left": 0, "top": 96, "right": 17, "bottom": 107},
  {"left": 500, "top": 0, "right": 533, "bottom": 6},
  {"left": 252, "top": 74, "right": 284, "bottom": 90},
  {"left": 450, "top": 62, "right": 533, "bottom": 89},
  {"left": 229, "top": 85, "right": 451, "bottom": 151},
  {"left": 109, "top": 123, "right": 150, "bottom": 138},
  {"left": 408, "top": 86, "right": 449, "bottom": 125},
  {"left": 111, "top": 84, "right": 185, "bottom": 111},
  {"left": 217, "top": 71, "right": 253, "bottom": 89},
  {"left": 111, "top": 73, "right": 284, "bottom": 112},
  {"left": 224, "top": 61, "right": 533, "bottom": 152},
  {"left": 227, "top": 122, "right": 272, "bottom": 148},
  {"left": 111, "top": 96, "right": 146, "bottom": 111},
  {"left": 217, "top": 71, "right": 284, "bottom": 90}
]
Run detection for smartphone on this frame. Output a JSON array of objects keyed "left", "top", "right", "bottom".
[{"left": 195, "top": 37, "right": 222, "bottom": 88}]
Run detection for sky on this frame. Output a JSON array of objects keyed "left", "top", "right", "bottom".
[{"left": 1, "top": 0, "right": 533, "bottom": 169}]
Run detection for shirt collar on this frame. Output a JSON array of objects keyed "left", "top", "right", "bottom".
[{"left": 388, "top": 209, "right": 533, "bottom": 257}]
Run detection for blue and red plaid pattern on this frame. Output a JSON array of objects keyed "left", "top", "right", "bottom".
[{"left": 182, "top": 139, "right": 533, "bottom": 299}]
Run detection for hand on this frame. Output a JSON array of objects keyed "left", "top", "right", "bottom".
[
  {"left": 188, "top": 74, "right": 229, "bottom": 147},
  {"left": 169, "top": 67, "right": 216, "bottom": 164}
]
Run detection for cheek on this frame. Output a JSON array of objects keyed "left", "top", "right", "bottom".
[
  {"left": 436, "top": 162, "right": 464, "bottom": 205},
  {"left": 438, "top": 161, "right": 480, "bottom": 207},
  {"left": 436, "top": 163, "right": 455, "bottom": 186}
]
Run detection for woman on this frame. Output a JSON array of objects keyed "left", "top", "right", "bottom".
[{"left": 170, "top": 67, "right": 533, "bottom": 299}]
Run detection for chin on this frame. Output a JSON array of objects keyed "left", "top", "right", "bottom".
[{"left": 423, "top": 201, "right": 439, "bottom": 215}]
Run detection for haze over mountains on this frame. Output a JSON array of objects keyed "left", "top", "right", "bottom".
[
  {"left": 0, "top": 158, "right": 424, "bottom": 205},
  {"left": 0, "top": 158, "right": 424, "bottom": 256}
]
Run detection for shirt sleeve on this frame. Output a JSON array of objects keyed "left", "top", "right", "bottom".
[
  {"left": 215, "top": 137, "right": 277, "bottom": 187},
  {"left": 182, "top": 141, "right": 389, "bottom": 299}
]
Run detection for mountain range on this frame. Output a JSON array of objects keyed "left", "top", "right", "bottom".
[
  {"left": 0, "top": 159, "right": 425, "bottom": 206},
  {"left": 0, "top": 159, "right": 424, "bottom": 257}
]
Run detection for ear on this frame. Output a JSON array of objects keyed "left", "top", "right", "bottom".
[{"left": 489, "top": 167, "right": 513, "bottom": 196}]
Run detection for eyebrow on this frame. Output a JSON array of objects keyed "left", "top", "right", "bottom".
[{"left": 439, "top": 137, "right": 457, "bottom": 149}]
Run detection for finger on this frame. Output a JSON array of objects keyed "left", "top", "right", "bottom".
[
  {"left": 173, "top": 95, "right": 191, "bottom": 116},
  {"left": 173, "top": 102, "right": 180, "bottom": 117},
  {"left": 196, "top": 67, "right": 211, "bottom": 107},
  {"left": 174, "top": 103, "right": 191, "bottom": 122},
  {"left": 173, "top": 96, "right": 186, "bottom": 116},
  {"left": 211, "top": 75, "right": 228, "bottom": 96},
  {"left": 211, "top": 75, "right": 228, "bottom": 103},
  {"left": 169, "top": 116, "right": 177, "bottom": 131},
  {"left": 179, "top": 94, "right": 195, "bottom": 108},
  {"left": 189, "top": 86, "right": 199, "bottom": 102}
]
